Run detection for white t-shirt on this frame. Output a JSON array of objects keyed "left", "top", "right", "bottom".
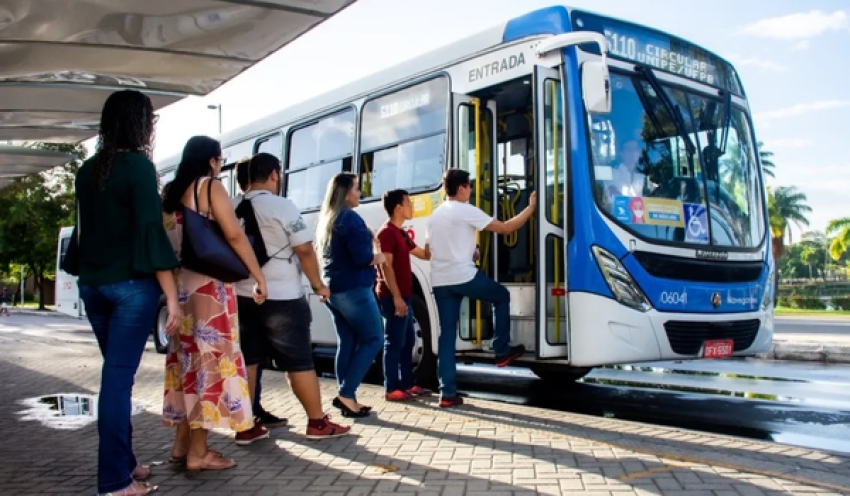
[
  {"left": 427, "top": 200, "right": 494, "bottom": 287},
  {"left": 232, "top": 191, "right": 313, "bottom": 300}
]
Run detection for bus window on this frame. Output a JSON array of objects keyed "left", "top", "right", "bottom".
[
  {"left": 158, "top": 170, "right": 176, "bottom": 193},
  {"left": 286, "top": 109, "right": 355, "bottom": 211},
  {"left": 359, "top": 77, "right": 448, "bottom": 200},
  {"left": 256, "top": 133, "right": 283, "bottom": 160}
]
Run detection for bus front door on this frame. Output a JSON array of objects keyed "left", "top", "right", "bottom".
[
  {"left": 453, "top": 94, "right": 498, "bottom": 353},
  {"left": 533, "top": 65, "right": 570, "bottom": 359}
]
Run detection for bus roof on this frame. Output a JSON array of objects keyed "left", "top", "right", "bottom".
[
  {"left": 157, "top": 4, "right": 742, "bottom": 169},
  {"left": 0, "top": 0, "right": 359, "bottom": 144}
]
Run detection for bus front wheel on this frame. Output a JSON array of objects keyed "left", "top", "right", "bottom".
[{"left": 531, "top": 366, "right": 592, "bottom": 383}]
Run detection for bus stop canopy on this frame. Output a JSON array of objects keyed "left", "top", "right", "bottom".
[
  {"left": 0, "top": 0, "right": 358, "bottom": 144},
  {"left": 0, "top": 144, "right": 77, "bottom": 188}
]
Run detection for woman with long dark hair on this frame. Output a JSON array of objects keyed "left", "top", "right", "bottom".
[
  {"left": 74, "top": 89, "right": 180, "bottom": 496},
  {"left": 161, "top": 136, "right": 267, "bottom": 472},
  {"left": 316, "top": 173, "right": 384, "bottom": 418}
]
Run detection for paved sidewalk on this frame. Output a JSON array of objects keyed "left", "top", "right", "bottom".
[{"left": 1, "top": 331, "right": 849, "bottom": 495}]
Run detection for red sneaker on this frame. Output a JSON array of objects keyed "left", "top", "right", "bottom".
[
  {"left": 385, "top": 390, "right": 413, "bottom": 402},
  {"left": 306, "top": 415, "right": 351, "bottom": 440},
  {"left": 439, "top": 396, "right": 464, "bottom": 408},
  {"left": 406, "top": 385, "right": 432, "bottom": 397},
  {"left": 235, "top": 422, "right": 269, "bottom": 446}
]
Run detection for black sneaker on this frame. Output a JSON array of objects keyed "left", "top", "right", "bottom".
[
  {"left": 495, "top": 345, "right": 526, "bottom": 368},
  {"left": 255, "top": 407, "right": 288, "bottom": 428}
]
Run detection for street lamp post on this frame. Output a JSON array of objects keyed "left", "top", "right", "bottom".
[{"left": 207, "top": 104, "right": 222, "bottom": 134}]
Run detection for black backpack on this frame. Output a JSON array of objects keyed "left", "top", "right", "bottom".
[{"left": 235, "top": 193, "right": 289, "bottom": 267}]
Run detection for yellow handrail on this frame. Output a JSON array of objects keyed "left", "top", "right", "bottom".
[{"left": 472, "top": 98, "right": 483, "bottom": 346}]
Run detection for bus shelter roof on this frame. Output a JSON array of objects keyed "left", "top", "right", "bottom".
[
  {"left": 0, "top": 144, "right": 77, "bottom": 188},
  {"left": 0, "top": 0, "right": 358, "bottom": 144}
]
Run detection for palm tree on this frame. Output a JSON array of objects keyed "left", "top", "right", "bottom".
[
  {"left": 826, "top": 217, "right": 850, "bottom": 260},
  {"left": 768, "top": 185, "right": 812, "bottom": 259},
  {"left": 757, "top": 141, "right": 775, "bottom": 178}
]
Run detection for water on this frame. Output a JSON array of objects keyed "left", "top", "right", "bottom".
[{"left": 17, "top": 393, "right": 146, "bottom": 430}]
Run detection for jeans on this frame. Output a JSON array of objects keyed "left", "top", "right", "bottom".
[
  {"left": 379, "top": 296, "right": 415, "bottom": 393},
  {"left": 432, "top": 271, "right": 510, "bottom": 398},
  {"left": 327, "top": 286, "right": 384, "bottom": 399},
  {"left": 254, "top": 367, "right": 263, "bottom": 413},
  {"left": 79, "top": 277, "right": 161, "bottom": 494}
]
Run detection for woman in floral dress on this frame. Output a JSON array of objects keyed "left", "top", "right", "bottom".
[{"left": 160, "top": 135, "right": 268, "bottom": 472}]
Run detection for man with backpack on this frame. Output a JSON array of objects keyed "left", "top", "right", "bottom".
[{"left": 234, "top": 153, "right": 350, "bottom": 442}]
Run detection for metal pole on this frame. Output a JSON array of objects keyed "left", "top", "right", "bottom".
[
  {"left": 218, "top": 105, "right": 222, "bottom": 135},
  {"left": 19, "top": 264, "right": 24, "bottom": 307}
]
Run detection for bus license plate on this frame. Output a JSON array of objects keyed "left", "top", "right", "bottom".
[{"left": 703, "top": 339, "right": 733, "bottom": 358}]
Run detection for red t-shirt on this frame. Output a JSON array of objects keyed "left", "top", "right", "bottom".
[{"left": 376, "top": 221, "right": 414, "bottom": 299}]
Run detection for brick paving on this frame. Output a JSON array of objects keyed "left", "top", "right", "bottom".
[{"left": 0, "top": 328, "right": 848, "bottom": 495}]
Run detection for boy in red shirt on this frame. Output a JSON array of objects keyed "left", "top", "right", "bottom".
[{"left": 376, "top": 189, "right": 432, "bottom": 401}]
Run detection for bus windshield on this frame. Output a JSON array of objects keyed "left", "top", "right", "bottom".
[{"left": 590, "top": 71, "right": 765, "bottom": 249}]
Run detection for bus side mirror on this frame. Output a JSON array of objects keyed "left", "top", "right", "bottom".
[{"left": 582, "top": 61, "right": 611, "bottom": 114}]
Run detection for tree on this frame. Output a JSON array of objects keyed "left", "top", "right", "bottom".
[
  {"left": 757, "top": 141, "right": 775, "bottom": 178},
  {"left": 826, "top": 217, "right": 850, "bottom": 261},
  {"left": 768, "top": 185, "right": 812, "bottom": 260},
  {"left": 0, "top": 143, "right": 85, "bottom": 309}
]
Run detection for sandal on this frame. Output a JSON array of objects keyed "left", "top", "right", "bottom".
[
  {"left": 169, "top": 449, "right": 223, "bottom": 464},
  {"left": 132, "top": 464, "right": 151, "bottom": 481},
  {"left": 100, "top": 481, "right": 157, "bottom": 496},
  {"left": 186, "top": 450, "right": 236, "bottom": 473}
]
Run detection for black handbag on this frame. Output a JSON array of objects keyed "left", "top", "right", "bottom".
[
  {"left": 180, "top": 178, "right": 250, "bottom": 283},
  {"left": 60, "top": 200, "right": 80, "bottom": 276}
]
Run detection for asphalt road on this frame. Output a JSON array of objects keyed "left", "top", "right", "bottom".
[
  {"left": 775, "top": 315, "right": 850, "bottom": 343},
  {"left": 5, "top": 312, "right": 850, "bottom": 456}
]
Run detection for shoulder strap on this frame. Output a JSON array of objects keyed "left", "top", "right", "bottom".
[{"left": 206, "top": 176, "right": 215, "bottom": 217}]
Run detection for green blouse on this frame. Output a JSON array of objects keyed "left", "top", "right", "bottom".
[{"left": 75, "top": 151, "right": 179, "bottom": 286}]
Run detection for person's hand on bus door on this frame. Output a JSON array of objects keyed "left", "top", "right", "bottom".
[
  {"left": 528, "top": 191, "right": 537, "bottom": 210},
  {"left": 165, "top": 297, "right": 182, "bottom": 336}
]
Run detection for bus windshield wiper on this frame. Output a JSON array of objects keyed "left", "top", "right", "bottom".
[
  {"left": 718, "top": 89, "right": 732, "bottom": 154},
  {"left": 634, "top": 66, "right": 696, "bottom": 159}
]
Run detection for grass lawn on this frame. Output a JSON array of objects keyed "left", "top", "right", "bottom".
[{"left": 775, "top": 306, "right": 850, "bottom": 318}]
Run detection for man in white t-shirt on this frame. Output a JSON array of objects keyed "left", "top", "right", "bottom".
[
  {"left": 234, "top": 153, "right": 350, "bottom": 440},
  {"left": 426, "top": 168, "right": 536, "bottom": 408}
]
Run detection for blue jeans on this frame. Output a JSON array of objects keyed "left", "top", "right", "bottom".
[
  {"left": 79, "top": 278, "right": 161, "bottom": 494},
  {"left": 379, "top": 296, "right": 414, "bottom": 393},
  {"left": 327, "top": 286, "right": 384, "bottom": 399},
  {"left": 432, "top": 271, "right": 510, "bottom": 398}
]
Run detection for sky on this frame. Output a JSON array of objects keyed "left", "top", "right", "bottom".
[{"left": 92, "top": 0, "right": 850, "bottom": 240}]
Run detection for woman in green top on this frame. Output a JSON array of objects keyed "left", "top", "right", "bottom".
[{"left": 74, "top": 90, "right": 180, "bottom": 496}]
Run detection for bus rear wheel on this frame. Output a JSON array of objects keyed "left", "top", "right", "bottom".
[
  {"left": 153, "top": 303, "right": 169, "bottom": 354},
  {"left": 531, "top": 366, "right": 592, "bottom": 383},
  {"left": 411, "top": 294, "right": 438, "bottom": 390}
]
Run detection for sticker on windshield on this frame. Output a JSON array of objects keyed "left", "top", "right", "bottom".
[
  {"left": 614, "top": 196, "right": 684, "bottom": 227},
  {"left": 684, "top": 203, "right": 709, "bottom": 244}
]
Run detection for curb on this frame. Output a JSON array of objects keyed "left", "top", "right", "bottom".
[
  {"left": 757, "top": 340, "right": 850, "bottom": 364},
  {"left": 12, "top": 309, "right": 81, "bottom": 319}
]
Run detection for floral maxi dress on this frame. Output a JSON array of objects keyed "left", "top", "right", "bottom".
[{"left": 161, "top": 209, "right": 254, "bottom": 432}]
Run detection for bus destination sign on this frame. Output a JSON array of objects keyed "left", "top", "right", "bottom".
[{"left": 571, "top": 11, "right": 742, "bottom": 96}]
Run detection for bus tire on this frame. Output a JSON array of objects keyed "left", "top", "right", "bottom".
[
  {"left": 153, "top": 302, "right": 169, "bottom": 354},
  {"left": 411, "top": 294, "right": 438, "bottom": 390},
  {"left": 531, "top": 365, "right": 592, "bottom": 383}
]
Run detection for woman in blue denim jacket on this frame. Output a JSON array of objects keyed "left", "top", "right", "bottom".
[{"left": 316, "top": 172, "right": 384, "bottom": 418}]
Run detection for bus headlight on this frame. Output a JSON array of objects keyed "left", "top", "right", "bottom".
[
  {"left": 592, "top": 246, "right": 652, "bottom": 312},
  {"left": 761, "top": 266, "right": 775, "bottom": 311}
]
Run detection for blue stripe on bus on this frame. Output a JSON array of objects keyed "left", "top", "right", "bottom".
[{"left": 502, "top": 5, "right": 571, "bottom": 43}]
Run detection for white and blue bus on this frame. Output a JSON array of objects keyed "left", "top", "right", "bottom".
[{"left": 152, "top": 5, "right": 774, "bottom": 383}]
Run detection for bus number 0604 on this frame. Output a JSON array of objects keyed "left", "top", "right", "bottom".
[{"left": 659, "top": 291, "right": 687, "bottom": 305}]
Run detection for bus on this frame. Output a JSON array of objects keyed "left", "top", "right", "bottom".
[
  {"left": 55, "top": 227, "right": 85, "bottom": 318},
  {"left": 153, "top": 4, "right": 774, "bottom": 384}
]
